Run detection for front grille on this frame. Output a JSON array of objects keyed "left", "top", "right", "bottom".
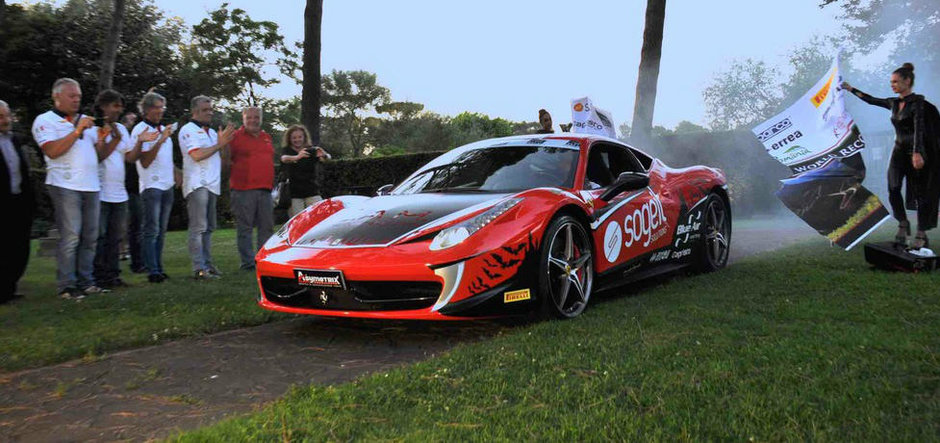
[{"left": 260, "top": 277, "right": 441, "bottom": 311}]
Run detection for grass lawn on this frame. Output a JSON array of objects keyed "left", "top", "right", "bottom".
[
  {"left": 175, "top": 229, "right": 940, "bottom": 441},
  {"left": 0, "top": 229, "right": 289, "bottom": 372}
]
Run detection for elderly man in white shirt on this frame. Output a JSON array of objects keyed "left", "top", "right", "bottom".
[
  {"left": 31, "top": 78, "right": 113, "bottom": 299},
  {"left": 131, "top": 92, "right": 177, "bottom": 283},
  {"left": 178, "top": 96, "right": 235, "bottom": 279}
]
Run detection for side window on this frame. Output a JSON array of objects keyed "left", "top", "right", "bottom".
[
  {"left": 584, "top": 142, "right": 644, "bottom": 190},
  {"left": 628, "top": 147, "right": 653, "bottom": 170},
  {"left": 585, "top": 146, "right": 615, "bottom": 189}
]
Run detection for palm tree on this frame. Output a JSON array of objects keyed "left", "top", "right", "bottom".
[
  {"left": 630, "top": 0, "right": 666, "bottom": 147},
  {"left": 98, "top": 0, "right": 126, "bottom": 92},
  {"left": 302, "top": 0, "right": 323, "bottom": 145}
]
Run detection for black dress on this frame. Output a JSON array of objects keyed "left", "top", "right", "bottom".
[{"left": 851, "top": 88, "right": 940, "bottom": 230}]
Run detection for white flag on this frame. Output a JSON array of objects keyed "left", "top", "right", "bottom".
[
  {"left": 751, "top": 54, "right": 860, "bottom": 176},
  {"left": 571, "top": 97, "right": 616, "bottom": 138}
]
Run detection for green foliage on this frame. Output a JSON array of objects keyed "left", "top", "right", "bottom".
[
  {"left": 703, "top": 59, "right": 783, "bottom": 131},
  {"left": 449, "top": 111, "right": 514, "bottom": 147},
  {"left": 183, "top": 2, "right": 298, "bottom": 107},
  {"left": 0, "top": 0, "right": 186, "bottom": 122},
  {"left": 320, "top": 70, "right": 391, "bottom": 157},
  {"left": 318, "top": 151, "right": 445, "bottom": 197},
  {"left": 175, "top": 232, "right": 940, "bottom": 441},
  {"left": 824, "top": 0, "right": 939, "bottom": 99}
]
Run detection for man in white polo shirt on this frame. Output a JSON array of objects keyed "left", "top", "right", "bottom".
[
  {"left": 131, "top": 92, "right": 178, "bottom": 283},
  {"left": 31, "top": 78, "right": 111, "bottom": 299},
  {"left": 178, "top": 96, "right": 235, "bottom": 279}
]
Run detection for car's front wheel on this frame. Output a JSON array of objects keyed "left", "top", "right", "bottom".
[{"left": 538, "top": 215, "right": 594, "bottom": 319}]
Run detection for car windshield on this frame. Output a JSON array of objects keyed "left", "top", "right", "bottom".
[{"left": 392, "top": 145, "right": 580, "bottom": 195}]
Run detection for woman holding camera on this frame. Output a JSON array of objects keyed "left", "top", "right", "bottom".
[
  {"left": 844, "top": 63, "right": 940, "bottom": 249},
  {"left": 280, "top": 124, "right": 331, "bottom": 217}
]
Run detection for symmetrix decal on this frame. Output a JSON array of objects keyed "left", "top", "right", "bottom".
[{"left": 295, "top": 269, "right": 347, "bottom": 290}]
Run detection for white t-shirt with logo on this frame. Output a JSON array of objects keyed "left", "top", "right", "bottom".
[
  {"left": 31, "top": 110, "right": 101, "bottom": 192},
  {"left": 132, "top": 122, "right": 175, "bottom": 192},
  {"left": 178, "top": 121, "right": 221, "bottom": 197},
  {"left": 95, "top": 124, "right": 133, "bottom": 203}
]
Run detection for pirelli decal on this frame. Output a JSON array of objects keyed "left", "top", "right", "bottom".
[{"left": 503, "top": 289, "right": 531, "bottom": 303}]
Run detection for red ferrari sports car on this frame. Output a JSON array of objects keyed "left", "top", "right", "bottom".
[{"left": 256, "top": 134, "right": 730, "bottom": 320}]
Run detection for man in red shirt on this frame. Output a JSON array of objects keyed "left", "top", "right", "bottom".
[{"left": 227, "top": 107, "right": 274, "bottom": 270}]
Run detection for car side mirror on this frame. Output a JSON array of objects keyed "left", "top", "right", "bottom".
[
  {"left": 376, "top": 184, "right": 394, "bottom": 196},
  {"left": 599, "top": 172, "right": 650, "bottom": 202}
]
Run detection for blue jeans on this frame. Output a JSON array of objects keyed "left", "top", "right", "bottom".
[
  {"left": 93, "top": 201, "right": 127, "bottom": 284},
  {"left": 186, "top": 187, "right": 217, "bottom": 272},
  {"left": 48, "top": 185, "right": 100, "bottom": 292},
  {"left": 141, "top": 187, "right": 174, "bottom": 276}
]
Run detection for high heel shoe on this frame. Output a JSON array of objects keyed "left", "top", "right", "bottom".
[
  {"left": 912, "top": 230, "right": 929, "bottom": 249},
  {"left": 895, "top": 220, "right": 911, "bottom": 246}
]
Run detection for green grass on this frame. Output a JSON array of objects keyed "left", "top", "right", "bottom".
[
  {"left": 175, "top": 230, "right": 940, "bottom": 441},
  {"left": 0, "top": 229, "right": 289, "bottom": 372}
]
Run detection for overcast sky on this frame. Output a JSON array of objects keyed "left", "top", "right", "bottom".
[{"left": 15, "top": 0, "right": 845, "bottom": 128}]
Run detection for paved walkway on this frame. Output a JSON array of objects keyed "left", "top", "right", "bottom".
[{"left": 0, "top": 223, "right": 817, "bottom": 442}]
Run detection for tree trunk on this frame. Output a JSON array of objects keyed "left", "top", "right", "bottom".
[
  {"left": 630, "top": 0, "right": 667, "bottom": 147},
  {"left": 302, "top": 0, "right": 323, "bottom": 146},
  {"left": 0, "top": 0, "right": 6, "bottom": 27},
  {"left": 97, "top": 0, "right": 126, "bottom": 92}
]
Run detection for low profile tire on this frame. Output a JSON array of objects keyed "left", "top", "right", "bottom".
[
  {"left": 538, "top": 215, "right": 594, "bottom": 319},
  {"left": 694, "top": 194, "right": 731, "bottom": 272}
]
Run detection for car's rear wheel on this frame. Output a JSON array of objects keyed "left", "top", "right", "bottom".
[
  {"left": 538, "top": 215, "right": 594, "bottom": 319},
  {"left": 694, "top": 194, "right": 731, "bottom": 272}
]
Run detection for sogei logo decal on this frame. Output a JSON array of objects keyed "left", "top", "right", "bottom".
[{"left": 622, "top": 191, "right": 667, "bottom": 248}]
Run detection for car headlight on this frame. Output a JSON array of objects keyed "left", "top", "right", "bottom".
[
  {"left": 263, "top": 222, "right": 290, "bottom": 249},
  {"left": 429, "top": 198, "right": 522, "bottom": 250}
]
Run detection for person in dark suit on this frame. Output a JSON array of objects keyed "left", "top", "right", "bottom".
[{"left": 0, "top": 100, "right": 35, "bottom": 303}]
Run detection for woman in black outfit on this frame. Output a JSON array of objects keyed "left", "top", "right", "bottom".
[
  {"left": 280, "top": 124, "right": 331, "bottom": 217},
  {"left": 844, "top": 63, "right": 940, "bottom": 249}
]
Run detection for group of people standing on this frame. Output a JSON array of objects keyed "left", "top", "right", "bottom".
[{"left": 0, "top": 78, "right": 330, "bottom": 303}]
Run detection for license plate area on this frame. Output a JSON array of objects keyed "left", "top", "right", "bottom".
[{"left": 294, "top": 269, "right": 347, "bottom": 290}]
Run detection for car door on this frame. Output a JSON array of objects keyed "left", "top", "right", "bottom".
[{"left": 582, "top": 142, "right": 673, "bottom": 274}]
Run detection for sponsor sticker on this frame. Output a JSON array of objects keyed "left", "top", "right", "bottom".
[
  {"left": 504, "top": 289, "right": 531, "bottom": 303},
  {"left": 811, "top": 70, "right": 836, "bottom": 108},
  {"left": 649, "top": 250, "right": 671, "bottom": 263},
  {"left": 295, "top": 269, "right": 346, "bottom": 290},
  {"left": 756, "top": 117, "right": 792, "bottom": 142},
  {"left": 603, "top": 221, "right": 623, "bottom": 263}
]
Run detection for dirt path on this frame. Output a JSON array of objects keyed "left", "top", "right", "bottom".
[{"left": 0, "top": 223, "right": 816, "bottom": 442}]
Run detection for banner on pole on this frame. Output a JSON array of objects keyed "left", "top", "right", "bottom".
[{"left": 751, "top": 54, "right": 890, "bottom": 250}]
